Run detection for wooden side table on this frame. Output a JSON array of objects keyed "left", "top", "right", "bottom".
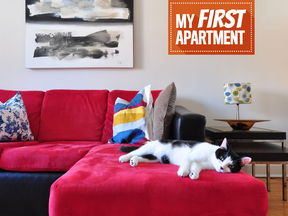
[
  {"left": 206, "top": 126, "right": 286, "bottom": 147},
  {"left": 232, "top": 142, "right": 288, "bottom": 201},
  {"left": 205, "top": 127, "right": 287, "bottom": 201}
]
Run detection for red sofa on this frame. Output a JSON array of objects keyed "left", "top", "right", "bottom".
[{"left": 0, "top": 89, "right": 268, "bottom": 216}]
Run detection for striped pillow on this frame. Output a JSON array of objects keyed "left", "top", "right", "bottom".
[{"left": 109, "top": 85, "right": 153, "bottom": 144}]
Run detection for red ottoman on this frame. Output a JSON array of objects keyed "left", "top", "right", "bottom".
[{"left": 49, "top": 144, "right": 268, "bottom": 216}]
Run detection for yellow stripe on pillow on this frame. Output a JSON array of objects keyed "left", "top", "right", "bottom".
[{"left": 113, "top": 106, "right": 145, "bottom": 126}]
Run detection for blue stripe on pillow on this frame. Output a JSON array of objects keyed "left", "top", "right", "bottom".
[
  {"left": 114, "top": 93, "right": 145, "bottom": 113},
  {"left": 110, "top": 129, "right": 146, "bottom": 144}
]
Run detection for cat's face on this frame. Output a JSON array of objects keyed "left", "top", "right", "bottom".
[{"left": 213, "top": 138, "right": 251, "bottom": 173}]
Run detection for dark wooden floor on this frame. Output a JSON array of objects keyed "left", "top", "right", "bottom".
[{"left": 257, "top": 178, "right": 288, "bottom": 216}]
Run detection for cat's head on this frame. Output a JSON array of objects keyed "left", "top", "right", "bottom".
[{"left": 213, "top": 138, "right": 251, "bottom": 173}]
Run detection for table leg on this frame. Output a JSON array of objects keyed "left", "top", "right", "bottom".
[
  {"left": 266, "top": 164, "right": 270, "bottom": 192},
  {"left": 252, "top": 164, "right": 255, "bottom": 177},
  {"left": 282, "top": 164, "right": 287, "bottom": 201}
]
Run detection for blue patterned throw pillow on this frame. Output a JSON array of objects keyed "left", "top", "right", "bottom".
[{"left": 0, "top": 92, "right": 34, "bottom": 142}]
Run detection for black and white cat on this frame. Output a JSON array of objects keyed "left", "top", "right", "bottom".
[{"left": 119, "top": 138, "right": 251, "bottom": 179}]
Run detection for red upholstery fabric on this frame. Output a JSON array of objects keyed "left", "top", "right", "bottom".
[
  {"left": 38, "top": 90, "right": 109, "bottom": 142},
  {"left": 0, "top": 141, "right": 39, "bottom": 153},
  {"left": 0, "top": 141, "right": 102, "bottom": 171},
  {"left": 0, "top": 90, "right": 45, "bottom": 140},
  {"left": 101, "top": 90, "right": 161, "bottom": 143},
  {"left": 49, "top": 144, "right": 268, "bottom": 216}
]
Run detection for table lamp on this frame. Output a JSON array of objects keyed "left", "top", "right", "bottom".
[
  {"left": 224, "top": 83, "right": 251, "bottom": 119},
  {"left": 215, "top": 83, "right": 268, "bottom": 130}
]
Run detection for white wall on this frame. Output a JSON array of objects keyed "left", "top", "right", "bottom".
[{"left": 0, "top": 0, "right": 288, "bottom": 176}]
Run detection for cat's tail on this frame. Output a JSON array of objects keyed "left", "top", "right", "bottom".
[{"left": 119, "top": 145, "right": 140, "bottom": 153}]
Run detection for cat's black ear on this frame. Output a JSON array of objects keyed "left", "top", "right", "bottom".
[
  {"left": 241, "top": 157, "right": 252, "bottom": 166},
  {"left": 220, "top": 138, "right": 228, "bottom": 150}
]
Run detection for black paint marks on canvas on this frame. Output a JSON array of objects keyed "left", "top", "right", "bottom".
[
  {"left": 26, "top": 0, "right": 40, "bottom": 5},
  {"left": 33, "top": 30, "right": 120, "bottom": 60}
]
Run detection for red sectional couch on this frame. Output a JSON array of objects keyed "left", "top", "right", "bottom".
[{"left": 0, "top": 89, "right": 268, "bottom": 216}]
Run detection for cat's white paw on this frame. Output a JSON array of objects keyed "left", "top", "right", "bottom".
[
  {"left": 177, "top": 168, "right": 189, "bottom": 177},
  {"left": 130, "top": 156, "right": 138, "bottom": 167},
  {"left": 119, "top": 155, "right": 131, "bottom": 163},
  {"left": 189, "top": 170, "right": 199, "bottom": 180}
]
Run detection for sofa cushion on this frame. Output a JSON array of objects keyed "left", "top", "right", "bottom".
[
  {"left": 38, "top": 90, "right": 109, "bottom": 142},
  {"left": 0, "top": 141, "right": 39, "bottom": 153},
  {"left": 0, "top": 141, "right": 102, "bottom": 171},
  {"left": 0, "top": 90, "right": 45, "bottom": 140},
  {"left": 153, "top": 82, "right": 177, "bottom": 140},
  {"left": 102, "top": 90, "right": 161, "bottom": 143},
  {"left": 109, "top": 85, "right": 153, "bottom": 144},
  {"left": 0, "top": 92, "right": 34, "bottom": 141},
  {"left": 49, "top": 144, "right": 268, "bottom": 216}
]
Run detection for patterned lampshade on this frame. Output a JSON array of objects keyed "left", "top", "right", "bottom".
[{"left": 224, "top": 83, "right": 251, "bottom": 104}]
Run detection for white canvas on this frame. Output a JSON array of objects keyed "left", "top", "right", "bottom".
[{"left": 25, "top": 0, "right": 133, "bottom": 68}]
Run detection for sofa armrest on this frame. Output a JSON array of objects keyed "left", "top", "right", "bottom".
[{"left": 169, "top": 105, "right": 206, "bottom": 142}]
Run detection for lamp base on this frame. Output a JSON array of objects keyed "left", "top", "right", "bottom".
[{"left": 214, "top": 119, "right": 270, "bottom": 130}]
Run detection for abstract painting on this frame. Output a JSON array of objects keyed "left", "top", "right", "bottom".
[{"left": 25, "top": 0, "right": 133, "bottom": 68}]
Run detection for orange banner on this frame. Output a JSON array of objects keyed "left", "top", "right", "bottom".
[{"left": 169, "top": 0, "right": 254, "bottom": 55}]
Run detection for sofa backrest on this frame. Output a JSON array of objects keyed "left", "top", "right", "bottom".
[
  {"left": 38, "top": 90, "right": 109, "bottom": 142},
  {"left": 0, "top": 90, "right": 45, "bottom": 140},
  {"left": 101, "top": 90, "right": 161, "bottom": 143},
  {"left": 1, "top": 89, "right": 162, "bottom": 143}
]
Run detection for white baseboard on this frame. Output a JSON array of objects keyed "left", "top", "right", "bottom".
[
  {"left": 254, "top": 174, "right": 285, "bottom": 178},
  {"left": 242, "top": 164, "right": 288, "bottom": 178}
]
